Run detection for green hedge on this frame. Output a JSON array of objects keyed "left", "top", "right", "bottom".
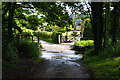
[
  {"left": 20, "top": 27, "right": 62, "bottom": 43},
  {"left": 33, "top": 31, "right": 62, "bottom": 44},
  {"left": 51, "top": 32, "right": 62, "bottom": 43}
]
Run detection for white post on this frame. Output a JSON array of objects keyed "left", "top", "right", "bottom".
[{"left": 58, "top": 35, "right": 61, "bottom": 44}]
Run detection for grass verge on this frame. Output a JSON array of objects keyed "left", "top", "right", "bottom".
[{"left": 83, "top": 46, "right": 120, "bottom": 78}]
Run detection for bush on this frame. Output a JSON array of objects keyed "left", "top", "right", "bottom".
[
  {"left": 72, "top": 40, "right": 94, "bottom": 51},
  {"left": 18, "top": 40, "right": 39, "bottom": 58},
  {"left": 74, "top": 40, "right": 94, "bottom": 47}
]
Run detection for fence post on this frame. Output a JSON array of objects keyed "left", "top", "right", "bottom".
[
  {"left": 58, "top": 35, "right": 61, "bottom": 44},
  {"left": 60, "top": 35, "right": 62, "bottom": 43},
  {"left": 65, "top": 36, "right": 67, "bottom": 42}
]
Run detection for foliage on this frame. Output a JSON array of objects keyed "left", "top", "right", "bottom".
[
  {"left": 32, "top": 2, "right": 72, "bottom": 27},
  {"left": 99, "top": 41, "right": 120, "bottom": 58},
  {"left": 83, "top": 18, "right": 93, "bottom": 39},
  {"left": 62, "top": 31, "right": 80, "bottom": 36},
  {"left": 18, "top": 39, "right": 40, "bottom": 59},
  {"left": 72, "top": 40, "right": 94, "bottom": 51},
  {"left": 20, "top": 27, "right": 34, "bottom": 36},
  {"left": 49, "top": 25, "right": 66, "bottom": 32},
  {"left": 71, "top": 31, "right": 78, "bottom": 36},
  {"left": 44, "top": 25, "right": 52, "bottom": 32},
  {"left": 74, "top": 40, "right": 94, "bottom": 47},
  {"left": 66, "top": 25, "right": 73, "bottom": 31}
]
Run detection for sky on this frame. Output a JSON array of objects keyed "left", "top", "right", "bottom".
[{"left": 65, "top": 2, "right": 91, "bottom": 15}]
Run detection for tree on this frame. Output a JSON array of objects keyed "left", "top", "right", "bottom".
[
  {"left": 31, "top": 2, "right": 72, "bottom": 27},
  {"left": 103, "top": 2, "right": 110, "bottom": 48},
  {"left": 112, "top": 2, "right": 120, "bottom": 45},
  {"left": 2, "top": 2, "right": 17, "bottom": 40},
  {"left": 91, "top": 2, "right": 104, "bottom": 55}
]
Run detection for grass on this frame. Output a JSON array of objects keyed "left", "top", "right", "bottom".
[
  {"left": 84, "top": 55, "right": 120, "bottom": 78},
  {"left": 83, "top": 42, "right": 120, "bottom": 78}
]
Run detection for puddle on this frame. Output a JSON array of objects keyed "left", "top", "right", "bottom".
[
  {"left": 40, "top": 50, "right": 82, "bottom": 66},
  {"left": 47, "top": 50, "right": 62, "bottom": 53},
  {"left": 41, "top": 51, "right": 82, "bottom": 60}
]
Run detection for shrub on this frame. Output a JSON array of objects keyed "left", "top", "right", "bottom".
[
  {"left": 72, "top": 40, "right": 94, "bottom": 51},
  {"left": 74, "top": 40, "right": 94, "bottom": 47},
  {"left": 18, "top": 40, "right": 39, "bottom": 58}
]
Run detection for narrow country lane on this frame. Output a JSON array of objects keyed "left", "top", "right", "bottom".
[{"left": 31, "top": 40, "right": 91, "bottom": 78}]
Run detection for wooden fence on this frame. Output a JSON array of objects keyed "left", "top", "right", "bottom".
[
  {"left": 15, "top": 34, "right": 41, "bottom": 48},
  {"left": 15, "top": 34, "right": 82, "bottom": 48}
]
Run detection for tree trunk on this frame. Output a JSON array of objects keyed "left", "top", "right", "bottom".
[
  {"left": 112, "top": 2, "right": 120, "bottom": 45},
  {"left": 103, "top": 2, "right": 110, "bottom": 48},
  {"left": 8, "top": 2, "right": 16, "bottom": 40},
  {"left": 91, "top": 2, "right": 103, "bottom": 55}
]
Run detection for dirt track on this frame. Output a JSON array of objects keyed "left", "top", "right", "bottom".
[{"left": 31, "top": 40, "right": 91, "bottom": 78}]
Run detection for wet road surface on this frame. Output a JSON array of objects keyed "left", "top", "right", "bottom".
[{"left": 31, "top": 40, "right": 90, "bottom": 78}]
